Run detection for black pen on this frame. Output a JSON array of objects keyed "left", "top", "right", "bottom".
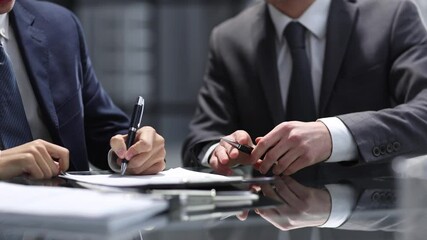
[
  {"left": 221, "top": 137, "right": 274, "bottom": 176},
  {"left": 121, "top": 96, "right": 145, "bottom": 175},
  {"left": 221, "top": 138, "right": 254, "bottom": 154}
]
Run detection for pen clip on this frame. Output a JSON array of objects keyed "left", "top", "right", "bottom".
[{"left": 136, "top": 98, "right": 144, "bottom": 128}]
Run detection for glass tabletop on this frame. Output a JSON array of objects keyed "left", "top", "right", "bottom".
[{"left": 2, "top": 155, "right": 427, "bottom": 240}]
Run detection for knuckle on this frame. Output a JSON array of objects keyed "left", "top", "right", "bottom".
[
  {"left": 157, "top": 135, "right": 165, "bottom": 146},
  {"left": 22, "top": 153, "right": 35, "bottom": 162},
  {"left": 234, "top": 130, "right": 246, "bottom": 137},
  {"left": 279, "top": 122, "right": 292, "bottom": 131},
  {"left": 276, "top": 159, "right": 287, "bottom": 168},
  {"left": 110, "top": 135, "right": 123, "bottom": 145},
  {"left": 257, "top": 139, "right": 268, "bottom": 149},
  {"left": 288, "top": 134, "right": 302, "bottom": 144},
  {"left": 142, "top": 126, "right": 155, "bottom": 133}
]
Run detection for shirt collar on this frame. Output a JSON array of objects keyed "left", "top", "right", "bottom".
[
  {"left": 268, "top": 0, "right": 331, "bottom": 43},
  {"left": 0, "top": 13, "right": 10, "bottom": 42}
]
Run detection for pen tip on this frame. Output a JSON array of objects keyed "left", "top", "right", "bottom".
[{"left": 120, "top": 162, "right": 127, "bottom": 176}]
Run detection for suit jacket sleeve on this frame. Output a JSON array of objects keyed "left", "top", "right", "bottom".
[
  {"left": 71, "top": 15, "right": 129, "bottom": 170},
  {"left": 338, "top": 1, "right": 427, "bottom": 163},
  {"left": 182, "top": 26, "right": 240, "bottom": 167}
]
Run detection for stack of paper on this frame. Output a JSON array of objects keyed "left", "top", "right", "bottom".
[{"left": 0, "top": 182, "right": 168, "bottom": 235}]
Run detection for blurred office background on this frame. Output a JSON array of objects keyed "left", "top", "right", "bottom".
[{"left": 46, "top": 0, "right": 427, "bottom": 168}]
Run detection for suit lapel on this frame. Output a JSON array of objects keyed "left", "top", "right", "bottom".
[
  {"left": 319, "top": 0, "right": 358, "bottom": 115},
  {"left": 253, "top": 4, "right": 286, "bottom": 125},
  {"left": 11, "top": 2, "right": 59, "bottom": 134}
]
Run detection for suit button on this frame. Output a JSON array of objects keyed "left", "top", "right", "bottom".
[
  {"left": 372, "top": 192, "right": 380, "bottom": 201},
  {"left": 393, "top": 141, "right": 401, "bottom": 152},
  {"left": 372, "top": 146, "right": 381, "bottom": 157},
  {"left": 380, "top": 145, "right": 387, "bottom": 155},
  {"left": 387, "top": 143, "right": 393, "bottom": 153}
]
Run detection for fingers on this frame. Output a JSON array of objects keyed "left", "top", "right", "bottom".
[
  {"left": 21, "top": 154, "right": 46, "bottom": 179},
  {"left": 251, "top": 129, "right": 281, "bottom": 164},
  {"left": 284, "top": 156, "right": 314, "bottom": 175},
  {"left": 130, "top": 158, "right": 166, "bottom": 175},
  {"left": 41, "top": 141, "right": 70, "bottom": 172},
  {"left": 110, "top": 134, "right": 128, "bottom": 159},
  {"left": 252, "top": 122, "right": 332, "bottom": 176},
  {"left": 31, "top": 145, "right": 57, "bottom": 178},
  {"left": 219, "top": 129, "right": 253, "bottom": 161},
  {"left": 213, "top": 143, "right": 235, "bottom": 166},
  {"left": 126, "top": 147, "right": 166, "bottom": 175},
  {"left": 121, "top": 126, "right": 166, "bottom": 175},
  {"left": 209, "top": 155, "right": 233, "bottom": 175},
  {"left": 127, "top": 126, "right": 164, "bottom": 158},
  {"left": 0, "top": 153, "right": 43, "bottom": 180},
  {"left": 217, "top": 130, "right": 254, "bottom": 165},
  {"left": 218, "top": 139, "right": 240, "bottom": 161},
  {"left": 271, "top": 147, "right": 301, "bottom": 175},
  {"left": 0, "top": 140, "right": 70, "bottom": 179}
]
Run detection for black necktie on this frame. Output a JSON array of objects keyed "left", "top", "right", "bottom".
[
  {"left": 0, "top": 43, "right": 33, "bottom": 149},
  {"left": 284, "top": 22, "right": 316, "bottom": 122}
]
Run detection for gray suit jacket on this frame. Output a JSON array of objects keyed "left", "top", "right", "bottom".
[{"left": 182, "top": 0, "right": 427, "bottom": 167}]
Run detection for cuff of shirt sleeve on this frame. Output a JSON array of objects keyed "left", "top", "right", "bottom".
[
  {"left": 318, "top": 117, "right": 358, "bottom": 162},
  {"left": 320, "top": 184, "right": 357, "bottom": 228},
  {"left": 107, "top": 149, "right": 121, "bottom": 173},
  {"left": 200, "top": 143, "right": 219, "bottom": 168}
]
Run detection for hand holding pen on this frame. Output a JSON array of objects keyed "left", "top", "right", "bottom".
[
  {"left": 208, "top": 130, "right": 255, "bottom": 175},
  {"left": 110, "top": 96, "right": 166, "bottom": 176},
  {"left": 221, "top": 136, "right": 274, "bottom": 176}
]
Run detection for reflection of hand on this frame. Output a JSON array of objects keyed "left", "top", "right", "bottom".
[
  {"left": 111, "top": 126, "right": 166, "bottom": 175},
  {"left": 0, "top": 140, "right": 69, "bottom": 180},
  {"left": 250, "top": 121, "right": 332, "bottom": 175},
  {"left": 209, "top": 130, "right": 255, "bottom": 175},
  {"left": 255, "top": 176, "right": 331, "bottom": 230}
]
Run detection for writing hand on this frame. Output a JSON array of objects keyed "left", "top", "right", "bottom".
[{"left": 110, "top": 126, "right": 166, "bottom": 175}]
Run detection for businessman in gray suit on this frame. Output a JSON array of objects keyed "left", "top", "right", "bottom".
[{"left": 182, "top": 0, "right": 427, "bottom": 176}]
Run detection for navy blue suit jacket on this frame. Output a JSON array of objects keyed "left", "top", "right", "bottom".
[{"left": 10, "top": 0, "right": 129, "bottom": 170}]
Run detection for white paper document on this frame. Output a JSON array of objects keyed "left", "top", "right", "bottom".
[
  {"left": 60, "top": 167, "right": 243, "bottom": 187},
  {"left": 0, "top": 182, "right": 168, "bottom": 234}
]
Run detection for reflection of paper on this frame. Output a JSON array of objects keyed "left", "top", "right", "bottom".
[
  {"left": 60, "top": 167, "right": 243, "bottom": 187},
  {"left": 0, "top": 182, "right": 168, "bottom": 233}
]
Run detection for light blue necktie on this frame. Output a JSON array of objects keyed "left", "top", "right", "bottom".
[{"left": 0, "top": 43, "right": 33, "bottom": 149}]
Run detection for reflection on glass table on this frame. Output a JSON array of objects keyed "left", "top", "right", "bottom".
[{"left": 2, "top": 158, "right": 427, "bottom": 240}]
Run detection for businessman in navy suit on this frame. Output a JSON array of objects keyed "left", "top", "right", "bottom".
[
  {"left": 0, "top": 0, "right": 166, "bottom": 179},
  {"left": 182, "top": 0, "right": 427, "bottom": 175}
]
